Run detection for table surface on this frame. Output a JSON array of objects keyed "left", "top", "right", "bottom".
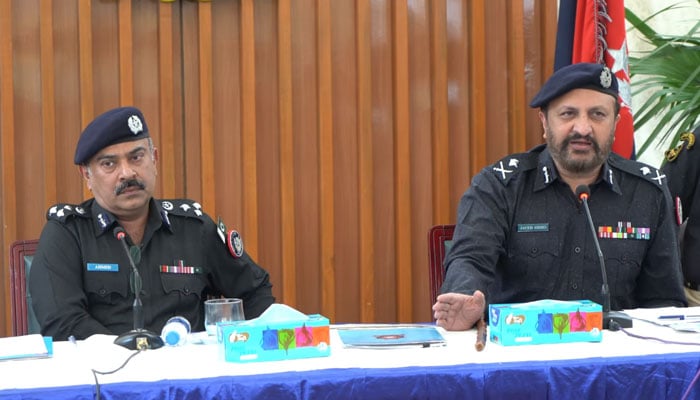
[{"left": 2, "top": 306, "right": 700, "bottom": 399}]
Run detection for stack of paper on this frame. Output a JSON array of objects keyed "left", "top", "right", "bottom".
[{"left": 0, "top": 334, "right": 51, "bottom": 361}]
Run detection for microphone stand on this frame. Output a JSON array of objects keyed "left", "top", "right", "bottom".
[
  {"left": 113, "top": 228, "right": 164, "bottom": 350},
  {"left": 578, "top": 186, "right": 633, "bottom": 330}
]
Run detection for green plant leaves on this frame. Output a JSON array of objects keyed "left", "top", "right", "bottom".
[{"left": 626, "top": 2, "right": 700, "bottom": 159}]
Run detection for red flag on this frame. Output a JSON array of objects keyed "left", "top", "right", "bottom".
[{"left": 568, "top": 0, "right": 635, "bottom": 159}]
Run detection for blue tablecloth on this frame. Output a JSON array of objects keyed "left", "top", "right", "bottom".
[{"left": 3, "top": 352, "right": 699, "bottom": 400}]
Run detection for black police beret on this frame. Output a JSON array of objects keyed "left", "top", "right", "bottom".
[
  {"left": 529, "top": 63, "right": 619, "bottom": 108},
  {"left": 74, "top": 106, "right": 150, "bottom": 164}
]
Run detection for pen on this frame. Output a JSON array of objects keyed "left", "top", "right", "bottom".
[
  {"left": 657, "top": 315, "right": 700, "bottom": 320},
  {"left": 475, "top": 318, "right": 487, "bottom": 352}
]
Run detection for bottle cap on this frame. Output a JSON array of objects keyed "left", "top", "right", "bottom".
[
  {"left": 161, "top": 316, "right": 191, "bottom": 346},
  {"left": 164, "top": 330, "right": 182, "bottom": 346}
]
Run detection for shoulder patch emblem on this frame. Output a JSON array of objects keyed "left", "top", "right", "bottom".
[
  {"left": 227, "top": 230, "right": 244, "bottom": 258},
  {"left": 674, "top": 196, "right": 683, "bottom": 226}
]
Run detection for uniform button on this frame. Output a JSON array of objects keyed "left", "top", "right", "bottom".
[
  {"left": 574, "top": 247, "right": 581, "bottom": 253},
  {"left": 184, "top": 286, "right": 190, "bottom": 294},
  {"left": 530, "top": 248, "right": 538, "bottom": 254},
  {"left": 99, "top": 288, "right": 106, "bottom": 295},
  {"left": 571, "top": 283, "right": 578, "bottom": 290}
]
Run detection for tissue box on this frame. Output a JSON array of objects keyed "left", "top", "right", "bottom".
[
  {"left": 220, "top": 313, "right": 330, "bottom": 363},
  {"left": 488, "top": 299, "right": 603, "bottom": 346}
]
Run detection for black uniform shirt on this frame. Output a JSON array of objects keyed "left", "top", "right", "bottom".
[
  {"left": 662, "top": 127, "right": 700, "bottom": 288},
  {"left": 29, "top": 198, "right": 275, "bottom": 340},
  {"left": 441, "top": 144, "right": 686, "bottom": 310}
]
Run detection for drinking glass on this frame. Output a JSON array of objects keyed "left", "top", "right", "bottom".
[{"left": 204, "top": 298, "right": 245, "bottom": 336}]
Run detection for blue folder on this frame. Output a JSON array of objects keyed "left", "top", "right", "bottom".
[{"left": 336, "top": 325, "right": 446, "bottom": 348}]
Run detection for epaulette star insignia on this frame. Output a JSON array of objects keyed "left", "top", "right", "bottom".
[{"left": 193, "top": 203, "right": 202, "bottom": 216}]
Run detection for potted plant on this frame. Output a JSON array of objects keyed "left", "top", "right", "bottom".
[{"left": 626, "top": 1, "right": 700, "bottom": 159}]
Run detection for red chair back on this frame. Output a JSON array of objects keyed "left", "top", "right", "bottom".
[
  {"left": 428, "top": 224, "right": 455, "bottom": 309},
  {"left": 9, "top": 239, "right": 40, "bottom": 336}
]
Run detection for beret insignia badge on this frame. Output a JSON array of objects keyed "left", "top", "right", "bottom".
[
  {"left": 599, "top": 67, "right": 612, "bottom": 89},
  {"left": 128, "top": 115, "right": 143, "bottom": 135}
]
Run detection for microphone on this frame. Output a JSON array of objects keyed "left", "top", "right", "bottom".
[
  {"left": 576, "top": 185, "right": 633, "bottom": 330},
  {"left": 112, "top": 227, "right": 164, "bottom": 350}
]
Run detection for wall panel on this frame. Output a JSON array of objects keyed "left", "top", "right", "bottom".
[
  {"left": 0, "top": 0, "right": 556, "bottom": 336},
  {"left": 290, "top": 0, "right": 321, "bottom": 313},
  {"left": 0, "top": 0, "right": 18, "bottom": 323},
  {"left": 13, "top": 0, "right": 44, "bottom": 243}
]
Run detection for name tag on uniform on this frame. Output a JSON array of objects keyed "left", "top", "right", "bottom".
[
  {"left": 87, "top": 263, "right": 119, "bottom": 272},
  {"left": 517, "top": 223, "right": 549, "bottom": 232}
]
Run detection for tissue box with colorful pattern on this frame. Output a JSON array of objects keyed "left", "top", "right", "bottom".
[
  {"left": 488, "top": 299, "right": 603, "bottom": 346},
  {"left": 220, "top": 304, "right": 330, "bottom": 362}
]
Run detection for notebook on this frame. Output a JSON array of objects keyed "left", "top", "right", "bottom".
[{"left": 0, "top": 334, "right": 52, "bottom": 361}]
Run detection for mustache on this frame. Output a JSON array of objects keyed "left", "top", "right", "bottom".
[
  {"left": 563, "top": 133, "right": 599, "bottom": 151},
  {"left": 115, "top": 179, "right": 146, "bottom": 195}
]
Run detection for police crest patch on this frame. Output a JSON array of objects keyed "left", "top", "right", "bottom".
[
  {"left": 227, "top": 230, "right": 244, "bottom": 258},
  {"left": 675, "top": 196, "right": 683, "bottom": 226}
]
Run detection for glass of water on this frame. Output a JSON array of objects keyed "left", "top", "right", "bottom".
[{"left": 204, "top": 298, "right": 245, "bottom": 336}]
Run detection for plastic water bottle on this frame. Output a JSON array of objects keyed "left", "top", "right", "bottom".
[{"left": 161, "top": 316, "right": 191, "bottom": 346}]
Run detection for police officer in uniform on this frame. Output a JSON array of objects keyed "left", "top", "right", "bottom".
[
  {"left": 432, "top": 63, "right": 686, "bottom": 331},
  {"left": 662, "top": 125, "right": 700, "bottom": 305},
  {"left": 29, "top": 106, "right": 275, "bottom": 341}
]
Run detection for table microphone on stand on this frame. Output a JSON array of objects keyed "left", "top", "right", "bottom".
[
  {"left": 113, "top": 227, "right": 164, "bottom": 350},
  {"left": 576, "top": 185, "right": 633, "bottom": 330}
]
